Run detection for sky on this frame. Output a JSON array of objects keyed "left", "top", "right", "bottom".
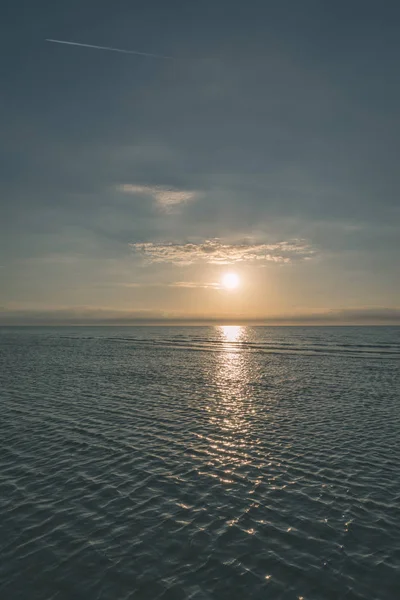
[{"left": 1, "top": 0, "right": 399, "bottom": 324}]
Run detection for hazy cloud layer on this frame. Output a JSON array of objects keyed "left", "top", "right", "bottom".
[
  {"left": 130, "top": 239, "right": 314, "bottom": 265},
  {"left": 118, "top": 184, "right": 197, "bottom": 211},
  {"left": 171, "top": 281, "right": 221, "bottom": 289},
  {"left": 1, "top": 306, "right": 399, "bottom": 325},
  {"left": 113, "top": 281, "right": 221, "bottom": 289}
]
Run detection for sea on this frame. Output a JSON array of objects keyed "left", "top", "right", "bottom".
[{"left": 0, "top": 326, "right": 399, "bottom": 600}]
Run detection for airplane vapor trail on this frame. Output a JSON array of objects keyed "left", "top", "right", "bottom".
[{"left": 46, "top": 39, "right": 174, "bottom": 60}]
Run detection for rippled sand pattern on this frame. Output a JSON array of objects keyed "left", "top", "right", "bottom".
[{"left": 1, "top": 326, "right": 399, "bottom": 600}]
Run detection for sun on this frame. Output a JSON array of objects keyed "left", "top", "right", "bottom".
[{"left": 221, "top": 272, "right": 240, "bottom": 290}]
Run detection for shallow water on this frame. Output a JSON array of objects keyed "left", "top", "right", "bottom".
[{"left": 1, "top": 326, "right": 399, "bottom": 599}]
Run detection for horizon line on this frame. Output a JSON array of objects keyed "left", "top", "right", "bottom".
[{"left": 1, "top": 322, "right": 399, "bottom": 327}]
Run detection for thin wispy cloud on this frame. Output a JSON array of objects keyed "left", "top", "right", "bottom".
[
  {"left": 118, "top": 184, "right": 197, "bottom": 211},
  {"left": 113, "top": 281, "right": 221, "bottom": 290},
  {"left": 130, "top": 239, "right": 314, "bottom": 265},
  {"left": 45, "top": 39, "right": 174, "bottom": 60},
  {"left": 116, "top": 282, "right": 162, "bottom": 288},
  {"left": 171, "top": 281, "right": 222, "bottom": 289}
]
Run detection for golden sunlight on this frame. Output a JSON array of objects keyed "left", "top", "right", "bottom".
[
  {"left": 221, "top": 272, "right": 240, "bottom": 290},
  {"left": 220, "top": 325, "right": 243, "bottom": 343}
]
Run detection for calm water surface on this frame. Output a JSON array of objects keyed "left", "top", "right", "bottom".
[{"left": 0, "top": 326, "right": 399, "bottom": 599}]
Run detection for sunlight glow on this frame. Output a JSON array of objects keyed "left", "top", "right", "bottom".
[
  {"left": 220, "top": 325, "right": 243, "bottom": 343},
  {"left": 221, "top": 272, "right": 240, "bottom": 290}
]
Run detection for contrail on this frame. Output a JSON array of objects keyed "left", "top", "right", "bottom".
[{"left": 45, "top": 39, "right": 174, "bottom": 60}]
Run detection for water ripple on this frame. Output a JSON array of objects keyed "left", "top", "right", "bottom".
[{"left": 0, "top": 326, "right": 399, "bottom": 599}]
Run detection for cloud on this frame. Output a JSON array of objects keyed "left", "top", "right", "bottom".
[
  {"left": 130, "top": 238, "right": 314, "bottom": 265},
  {"left": 116, "top": 282, "right": 162, "bottom": 288},
  {"left": 170, "top": 281, "right": 221, "bottom": 289},
  {"left": 322, "top": 307, "right": 400, "bottom": 323},
  {"left": 107, "top": 281, "right": 222, "bottom": 290},
  {"left": 0, "top": 306, "right": 165, "bottom": 325},
  {"left": 118, "top": 184, "right": 197, "bottom": 211},
  {"left": 0, "top": 306, "right": 399, "bottom": 325}
]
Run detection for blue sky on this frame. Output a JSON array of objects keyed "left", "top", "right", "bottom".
[{"left": 1, "top": 0, "right": 399, "bottom": 323}]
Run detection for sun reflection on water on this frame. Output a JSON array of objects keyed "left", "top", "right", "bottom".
[
  {"left": 216, "top": 326, "right": 249, "bottom": 423},
  {"left": 203, "top": 325, "right": 258, "bottom": 476},
  {"left": 220, "top": 325, "right": 243, "bottom": 344},
  {"left": 197, "top": 326, "right": 265, "bottom": 515}
]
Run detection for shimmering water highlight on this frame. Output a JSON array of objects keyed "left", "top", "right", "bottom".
[{"left": 0, "top": 326, "right": 399, "bottom": 599}]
